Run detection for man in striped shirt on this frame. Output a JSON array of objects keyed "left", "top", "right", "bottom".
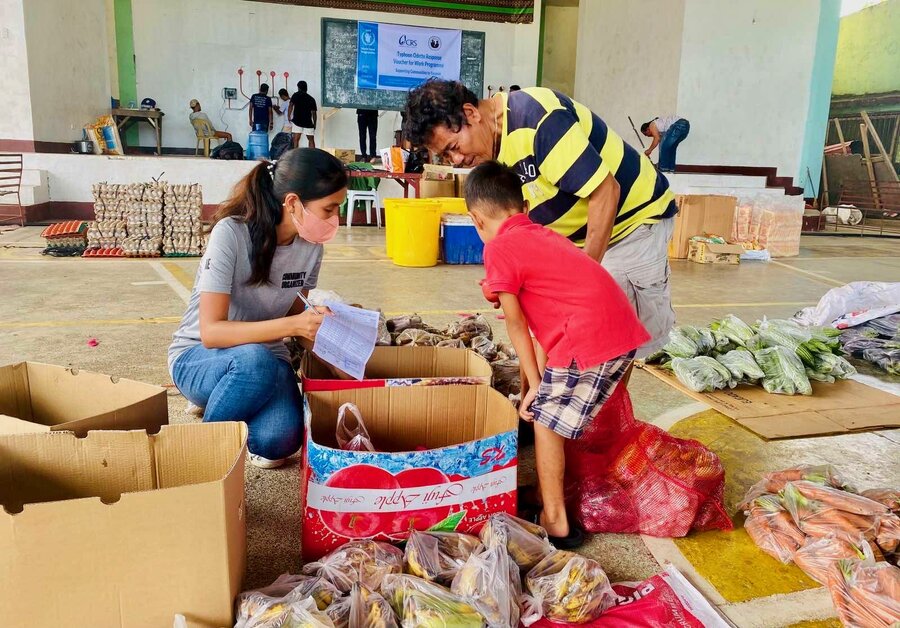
[{"left": 404, "top": 81, "right": 677, "bottom": 358}]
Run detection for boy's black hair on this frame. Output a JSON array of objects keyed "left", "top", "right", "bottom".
[
  {"left": 464, "top": 161, "right": 524, "bottom": 217},
  {"left": 640, "top": 121, "right": 651, "bottom": 134}
]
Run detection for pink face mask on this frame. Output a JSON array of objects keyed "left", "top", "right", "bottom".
[{"left": 291, "top": 203, "right": 339, "bottom": 244}]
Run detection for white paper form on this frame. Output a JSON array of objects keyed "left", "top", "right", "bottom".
[{"left": 312, "top": 301, "right": 380, "bottom": 380}]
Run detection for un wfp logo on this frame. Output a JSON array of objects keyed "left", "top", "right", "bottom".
[
  {"left": 361, "top": 30, "right": 375, "bottom": 46},
  {"left": 429, "top": 36, "right": 442, "bottom": 50}
]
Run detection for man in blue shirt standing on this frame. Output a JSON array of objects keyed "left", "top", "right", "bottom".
[{"left": 249, "top": 83, "right": 273, "bottom": 132}]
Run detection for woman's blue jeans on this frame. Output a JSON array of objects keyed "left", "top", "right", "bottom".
[
  {"left": 658, "top": 119, "right": 690, "bottom": 172},
  {"left": 172, "top": 343, "right": 303, "bottom": 459}
]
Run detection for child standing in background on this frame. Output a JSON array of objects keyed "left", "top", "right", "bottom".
[{"left": 465, "top": 161, "right": 649, "bottom": 547}]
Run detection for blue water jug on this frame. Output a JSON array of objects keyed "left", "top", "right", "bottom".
[{"left": 246, "top": 125, "right": 270, "bottom": 160}]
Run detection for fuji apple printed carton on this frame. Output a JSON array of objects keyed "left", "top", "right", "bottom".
[{"left": 301, "top": 385, "right": 518, "bottom": 560}]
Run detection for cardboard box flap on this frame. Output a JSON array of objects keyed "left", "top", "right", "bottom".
[
  {"left": 154, "top": 422, "right": 248, "bottom": 489},
  {"left": 702, "top": 242, "right": 744, "bottom": 254},
  {"left": 307, "top": 385, "right": 517, "bottom": 451},
  {"left": 303, "top": 346, "right": 493, "bottom": 381},
  {"left": 0, "top": 430, "right": 154, "bottom": 512},
  {"left": 642, "top": 365, "right": 900, "bottom": 439},
  {"left": 0, "top": 415, "right": 50, "bottom": 435},
  {"left": 0, "top": 362, "right": 166, "bottom": 430}
]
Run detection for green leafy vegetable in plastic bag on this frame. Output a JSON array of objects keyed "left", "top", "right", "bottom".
[
  {"left": 711, "top": 315, "right": 755, "bottom": 347},
  {"left": 663, "top": 327, "right": 700, "bottom": 359},
  {"left": 716, "top": 349, "right": 764, "bottom": 382},
  {"left": 754, "top": 346, "right": 812, "bottom": 395},
  {"left": 671, "top": 356, "right": 735, "bottom": 392}
]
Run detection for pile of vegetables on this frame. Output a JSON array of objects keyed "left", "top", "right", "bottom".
[
  {"left": 648, "top": 315, "right": 855, "bottom": 395},
  {"left": 840, "top": 313, "right": 900, "bottom": 376},
  {"left": 739, "top": 466, "right": 900, "bottom": 626}
]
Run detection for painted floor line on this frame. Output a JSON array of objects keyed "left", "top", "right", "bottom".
[
  {"left": 0, "top": 316, "right": 181, "bottom": 329},
  {"left": 769, "top": 260, "right": 846, "bottom": 287},
  {"left": 647, "top": 401, "right": 710, "bottom": 431},
  {"left": 150, "top": 261, "right": 191, "bottom": 304},
  {"left": 718, "top": 586, "right": 836, "bottom": 628},
  {"left": 673, "top": 301, "right": 814, "bottom": 309},
  {"left": 641, "top": 536, "right": 727, "bottom": 606},
  {"left": 131, "top": 280, "right": 167, "bottom": 286}
]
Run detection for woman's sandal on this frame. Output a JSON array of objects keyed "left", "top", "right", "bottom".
[{"left": 531, "top": 511, "right": 585, "bottom": 550}]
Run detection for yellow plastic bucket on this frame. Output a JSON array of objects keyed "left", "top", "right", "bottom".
[
  {"left": 384, "top": 201, "right": 442, "bottom": 267},
  {"left": 384, "top": 198, "right": 442, "bottom": 261},
  {"left": 431, "top": 197, "right": 468, "bottom": 216}
]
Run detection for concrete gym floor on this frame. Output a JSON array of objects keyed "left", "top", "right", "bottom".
[{"left": 1, "top": 227, "right": 898, "bottom": 627}]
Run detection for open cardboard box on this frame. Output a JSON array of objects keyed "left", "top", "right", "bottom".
[
  {"left": 688, "top": 240, "right": 744, "bottom": 264},
  {"left": 0, "top": 422, "right": 247, "bottom": 628},
  {"left": 302, "top": 385, "right": 518, "bottom": 560},
  {"left": 669, "top": 195, "right": 737, "bottom": 259},
  {"left": 301, "top": 346, "right": 493, "bottom": 391},
  {"left": 642, "top": 364, "right": 900, "bottom": 439},
  {"left": 0, "top": 361, "right": 168, "bottom": 436}
]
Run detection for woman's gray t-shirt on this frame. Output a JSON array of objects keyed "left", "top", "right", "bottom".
[{"left": 168, "top": 217, "right": 323, "bottom": 373}]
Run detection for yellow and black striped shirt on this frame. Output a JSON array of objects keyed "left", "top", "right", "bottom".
[{"left": 497, "top": 88, "right": 676, "bottom": 246}]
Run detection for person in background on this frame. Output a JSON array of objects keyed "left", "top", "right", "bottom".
[
  {"left": 168, "top": 148, "right": 348, "bottom": 469},
  {"left": 250, "top": 83, "right": 273, "bottom": 132},
  {"left": 356, "top": 108, "right": 379, "bottom": 161},
  {"left": 466, "top": 161, "right": 648, "bottom": 546},
  {"left": 509, "top": 84, "right": 521, "bottom": 92},
  {"left": 189, "top": 99, "right": 232, "bottom": 142},
  {"left": 641, "top": 115, "right": 690, "bottom": 173},
  {"left": 289, "top": 81, "right": 318, "bottom": 149},
  {"left": 404, "top": 80, "right": 677, "bottom": 365},
  {"left": 273, "top": 89, "right": 292, "bottom": 133}
]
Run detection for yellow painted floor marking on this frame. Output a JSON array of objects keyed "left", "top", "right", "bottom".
[
  {"left": 769, "top": 260, "right": 846, "bottom": 287},
  {"left": 162, "top": 261, "right": 196, "bottom": 291}
]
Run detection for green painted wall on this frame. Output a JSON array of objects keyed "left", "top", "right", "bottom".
[
  {"left": 114, "top": 0, "right": 138, "bottom": 144},
  {"left": 832, "top": 0, "right": 899, "bottom": 96}
]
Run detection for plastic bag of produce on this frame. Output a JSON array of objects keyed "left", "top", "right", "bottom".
[
  {"left": 739, "top": 465, "right": 851, "bottom": 509},
  {"left": 325, "top": 583, "right": 398, "bottom": 628},
  {"left": 394, "top": 328, "right": 444, "bottom": 347},
  {"left": 521, "top": 550, "right": 615, "bottom": 626},
  {"left": 445, "top": 314, "right": 493, "bottom": 343},
  {"left": 303, "top": 540, "right": 404, "bottom": 593},
  {"left": 671, "top": 356, "right": 734, "bottom": 392},
  {"left": 436, "top": 338, "right": 466, "bottom": 349},
  {"left": 404, "top": 530, "right": 483, "bottom": 586},
  {"left": 754, "top": 346, "right": 812, "bottom": 395},
  {"left": 743, "top": 494, "right": 806, "bottom": 563},
  {"left": 480, "top": 512, "right": 553, "bottom": 573},
  {"left": 376, "top": 312, "right": 392, "bottom": 346},
  {"left": 826, "top": 559, "right": 900, "bottom": 628},
  {"left": 381, "top": 573, "right": 485, "bottom": 628},
  {"left": 470, "top": 335, "right": 498, "bottom": 361},
  {"left": 235, "top": 574, "right": 341, "bottom": 627},
  {"left": 715, "top": 349, "right": 764, "bottom": 382},
  {"left": 861, "top": 488, "right": 900, "bottom": 514},
  {"left": 794, "top": 535, "right": 876, "bottom": 585},
  {"left": 451, "top": 543, "right": 521, "bottom": 628},
  {"left": 710, "top": 314, "right": 755, "bottom": 347},
  {"left": 491, "top": 358, "right": 521, "bottom": 397},
  {"left": 386, "top": 314, "right": 424, "bottom": 334},
  {"left": 808, "top": 352, "right": 856, "bottom": 380},
  {"left": 662, "top": 326, "right": 700, "bottom": 358},
  {"left": 237, "top": 592, "right": 337, "bottom": 628},
  {"left": 862, "top": 345, "right": 900, "bottom": 375},
  {"left": 336, "top": 403, "right": 376, "bottom": 452},
  {"left": 781, "top": 482, "right": 888, "bottom": 543}
]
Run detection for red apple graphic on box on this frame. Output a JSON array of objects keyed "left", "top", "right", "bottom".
[
  {"left": 389, "top": 467, "right": 453, "bottom": 535},
  {"left": 320, "top": 464, "right": 399, "bottom": 538}
]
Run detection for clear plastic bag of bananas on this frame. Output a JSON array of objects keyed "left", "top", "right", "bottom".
[
  {"left": 404, "top": 530, "right": 483, "bottom": 586},
  {"left": 303, "top": 540, "right": 404, "bottom": 594},
  {"left": 450, "top": 543, "right": 522, "bottom": 628},
  {"left": 521, "top": 550, "right": 616, "bottom": 625},
  {"left": 381, "top": 573, "right": 486, "bottom": 628},
  {"left": 235, "top": 574, "right": 342, "bottom": 628},
  {"left": 479, "top": 513, "right": 553, "bottom": 573},
  {"left": 236, "top": 591, "right": 336, "bottom": 628},
  {"left": 325, "top": 582, "right": 398, "bottom": 628}
]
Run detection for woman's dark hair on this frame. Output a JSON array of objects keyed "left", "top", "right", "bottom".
[
  {"left": 464, "top": 161, "right": 524, "bottom": 217},
  {"left": 213, "top": 148, "right": 347, "bottom": 285},
  {"left": 404, "top": 79, "right": 478, "bottom": 147}
]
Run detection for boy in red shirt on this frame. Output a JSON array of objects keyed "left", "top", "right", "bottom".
[{"left": 466, "top": 161, "right": 650, "bottom": 547}]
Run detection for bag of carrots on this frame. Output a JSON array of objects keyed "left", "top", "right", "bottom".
[
  {"left": 781, "top": 481, "right": 889, "bottom": 543},
  {"left": 861, "top": 488, "right": 900, "bottom": 514},
  {"left": 742, "top": 494, "right": 806, "bottom": 563},
  {"left": 793, "top": 535, "right": 876, "bottom": 585},
  {"left": 739, "top": 465, "right": 850, "bottom": 510},
  {"left": 826, "top": 559, "right": 900, "bottom": 627}
]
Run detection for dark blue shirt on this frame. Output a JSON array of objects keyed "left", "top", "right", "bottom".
[{"left": 251, "top": 93, "right": 272, "bottom": 128}]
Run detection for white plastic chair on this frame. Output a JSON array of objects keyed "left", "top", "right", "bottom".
[{"left": 346, "top": 190, "right": 381, "bottom": 228}]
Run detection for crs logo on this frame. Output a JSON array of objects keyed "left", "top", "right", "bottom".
[
  {"left": 398, "top": 34, "right": 418, "bottom": 47},
  {"left": 428, "top": 36, "right": 442, "bottom": 50},
  {"left": 361, "top": 30, "right": 376, "bottom": 46}
]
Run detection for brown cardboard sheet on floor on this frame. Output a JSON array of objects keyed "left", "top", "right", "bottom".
[{"left": 642, "top": 364, "right": 900, "bottom": 439}]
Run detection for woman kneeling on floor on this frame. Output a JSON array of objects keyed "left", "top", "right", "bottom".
[{"left": 168, "top": 148, "right": 347, "bottom": 469}]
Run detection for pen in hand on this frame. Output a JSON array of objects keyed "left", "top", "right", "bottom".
[{"left": 296, "top": 291, "right": 329, "bottom": 316}]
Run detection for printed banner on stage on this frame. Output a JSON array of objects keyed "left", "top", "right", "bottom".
[{"left": 357, "top": 22, "right": 462, "bottom": 91}]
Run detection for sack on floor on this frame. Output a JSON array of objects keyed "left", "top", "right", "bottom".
[
  {"left": 211, "top": 140, "right": 244, "bottom": 160},
  {"left": 564, "top": 384, "right": 732, "bottom": 537},
  {"left": 270, "top": 132, "right": 292, "bottom": 160}
]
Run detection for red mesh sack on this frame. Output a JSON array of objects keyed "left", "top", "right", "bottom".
[{"left": 564, "top": 384, "right": 732, "bottom": 537}]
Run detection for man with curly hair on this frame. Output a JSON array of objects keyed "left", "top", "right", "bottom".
[{"left": 404, "top": 81, "right": 677, "bottom": 362}]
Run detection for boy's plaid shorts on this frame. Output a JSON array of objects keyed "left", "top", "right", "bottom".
[{"left": 531, "top": 351, "right": 635, "bottom": 439}]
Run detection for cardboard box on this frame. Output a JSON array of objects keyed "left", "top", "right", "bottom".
[
  {"left": 423, "top": 163, "right": 455, "bottom": 181},
  {"left": 688, "top": 240, "right": 744, "bottom": 264},
  {"left": 641, "top": 364, "right": 900, "bottom": 439},
  {"left": 420, "top": 178, "right": 457, "bottom": 198},
  {"left": 301, "top": 346, "right": 493, "bottom": 392},
  {"left": 0, "top": 422, "right": 248, "bottom": 628},
  {"left": 325, "top": 148, "right": 357, "bottom": 164},
  {"left": 0, "top": 362, "right": 168, "bottom": 436},
  {"left": 302, "top": 385, "right": 518, "bottom": 560},
  {"left": 455, "top": 172, "right": 469, "bottom": 198},
  {"left": 669, "top": 195, "right": 737, "bottom": 259}
]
